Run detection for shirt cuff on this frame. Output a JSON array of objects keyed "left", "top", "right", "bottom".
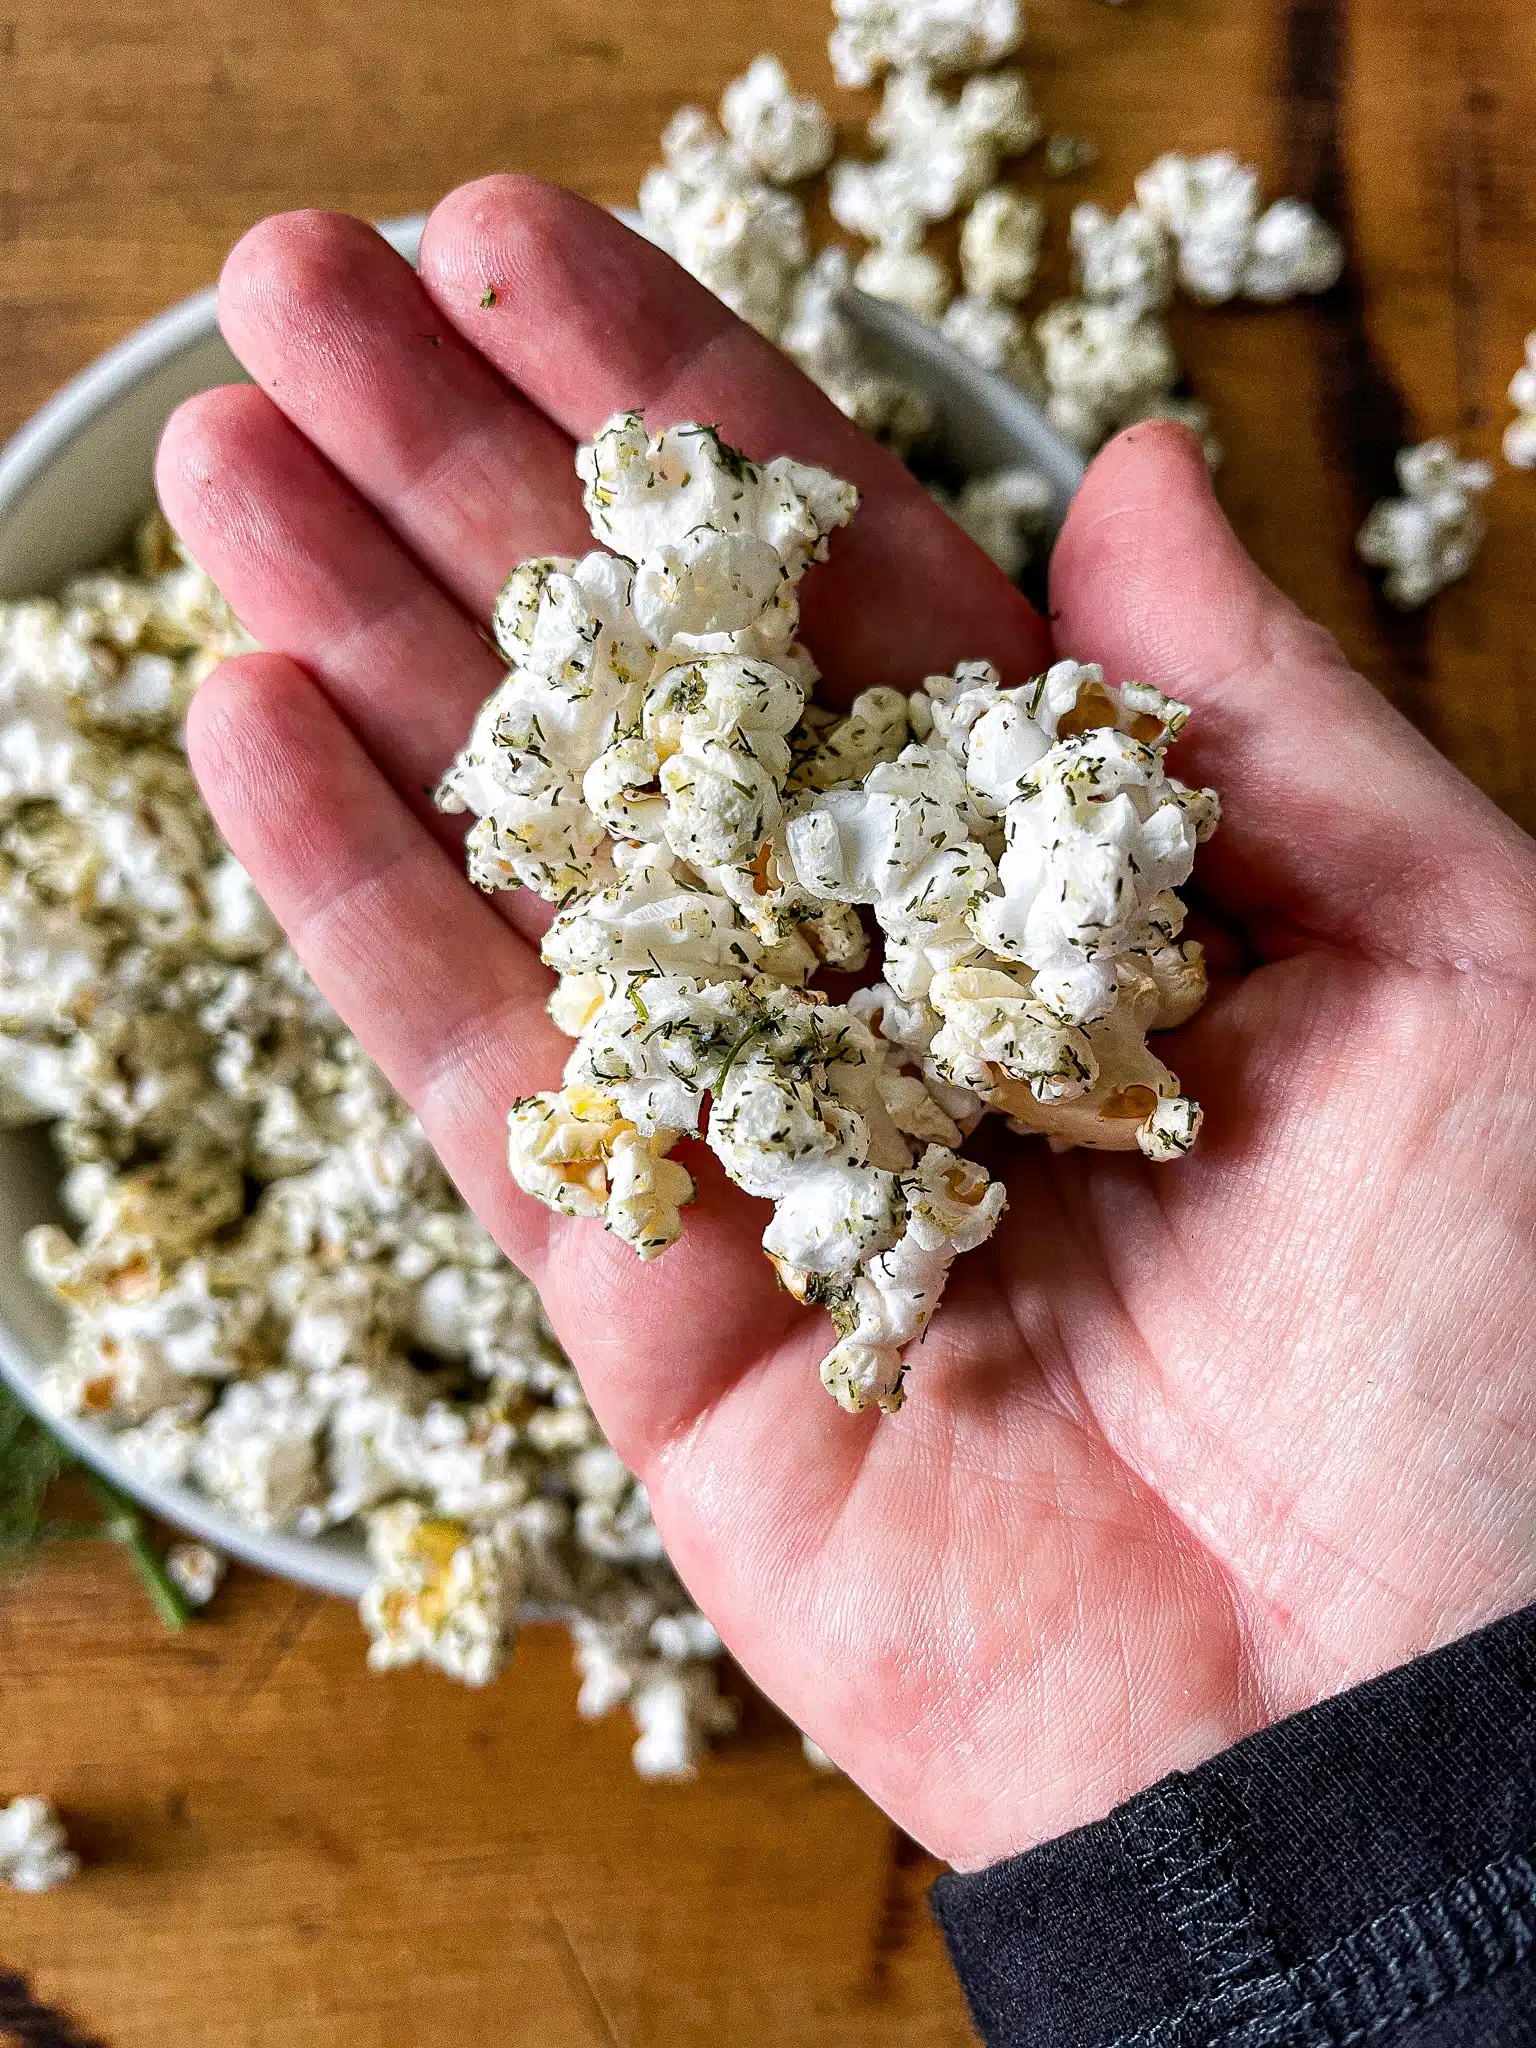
[{"left": 931, "top": 1603, "right": 1536, "bottom": 2047}]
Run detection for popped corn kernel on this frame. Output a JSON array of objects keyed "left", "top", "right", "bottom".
[
  {"left": 1356, "top": 441, "right": 1494, "bottom": 609},
  {"left": 0, "top": 1797, "right": 79, "bottom": 1894}
]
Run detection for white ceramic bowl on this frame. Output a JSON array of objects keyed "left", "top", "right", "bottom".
[{"left": 0, "top": 217, "right": 427, "bottom": 1598}]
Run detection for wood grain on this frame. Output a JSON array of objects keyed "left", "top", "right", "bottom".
[{"left": 1, "top": 2, "right": 1533, "bottom": 2042}]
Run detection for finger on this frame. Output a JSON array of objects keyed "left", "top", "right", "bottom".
[
  {"left": 188, "top": 652, "right": 814, "bottom": 1458},
  {"left": 1050, "top": 421, "right": 1536, "bottom": 967},
  {"left": 215, "top": 210, "right": 591, "bottom": 617},
  {"left": 154, "top": 384, "right": 558, "bottom": 947},
  {"left": 415, "top": 174, "right": 1056, "bottom": 697}
]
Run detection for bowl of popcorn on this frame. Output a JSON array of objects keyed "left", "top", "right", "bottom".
[{"left": 0, "top": 218, "right": 753, "bottom": 1776}]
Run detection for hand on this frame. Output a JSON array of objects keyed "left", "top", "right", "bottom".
[{"left": 159, "top": 178, "right": 1536, "bottom": 1870}]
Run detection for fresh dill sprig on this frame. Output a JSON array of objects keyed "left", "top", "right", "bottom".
[{"left": 0, "top": 1381, "right": 194, "bottom": 1628}]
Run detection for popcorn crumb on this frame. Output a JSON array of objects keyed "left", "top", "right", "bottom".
[{"left": 1045, "top": 133, "right": 1098, "bottom": 180}]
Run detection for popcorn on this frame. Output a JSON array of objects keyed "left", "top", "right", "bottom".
[
  {"left": 1045, "top": 134, "right": 1098, "bottom": 180},
  {"left": 0, "top": 1797, "right": 79, "bottom": 1894},
  {"left": 1505, "top": 335, "right": 1536, "bottom": 470},
  {"left": 781, "top": 247, "right": 935, "bottom": 452},
  {"left": 454, "top": 427, "right": 1216, "bottom": 1417},
  {"left": 1356, "top": 441, "right": 1495, "bottom": 609},
  {"left": 165, "top": 1540, "right": 226, "bottom": 1608},
  {"left": 784, "top": 656, "right": 1215, "bottom": 1176},
  {"left": 1070, "top": 202, "right": 1174, "bottom": 317},
  {"left": 829, "top": 0, "right": 1024, "bottom": 87},
  {"left": 941, "top": 294, "right": 1044, "bottom": 392},
  {"left": 720, "top": 55, "right": 835, "bottom": 186},
  {"left": 1034, "top": 298, "right": 1179, "bottom": 449},
  {"left": 960, "top": 187, "right": 1045, "bottom": 304},
  {"left": 931, "top": 466, "right": 1055, "bottom": 579},
  {"left": 573, "top": 1597, "right": 740, "bottom": 1778},
  {"left": 360, "top": 1502, "right": 522, "bottom": 1687},
  {"left": 853, "top": 243, "right": 955, "bottom": 323},
  {"left": 836, "top": 69, "right": 1041, "bottom": 248},
  {"left": 1134, "top": 153, "right": 1343, "bottom": 306},
  {"left": 636, "top": 114, "right": 809, "bottom": 339},
  {"left": 192, "top": 1370, "right": 327, "bottom": 1531}
]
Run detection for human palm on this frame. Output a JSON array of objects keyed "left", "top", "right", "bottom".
[{"left": 160, "top": 178, "right": 1536, "bottom": 1869}]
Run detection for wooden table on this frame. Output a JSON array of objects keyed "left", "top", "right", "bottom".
[{"left": 1, "top": 3, "right": 1532, "bottom": 2042}]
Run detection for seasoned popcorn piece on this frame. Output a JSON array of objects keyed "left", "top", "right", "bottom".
[
  {"left": 1243, "top": 197, "right": 1346, "bottom": 302},
  {"left": 829, "top": 0, "right": 1025, "bottom": 88},
  {"left": 1070, "top": 202, "right": 1174, "bottom": 317},
  {"left": 1135, "top": 152, "right": 1343, "bottom": 306},
  {"left": 1505, "top": 335, "right": 1536, "bottom": 471},
  {"left": 577, "top": 413, "right": 858, "bottom": 583},
  {"left": 941, "top": 294, "right": 1046, "bottom": 394},
  {"left": 931, "top": 467, "right": 1054, "bottom": 580},
  {"left": 1045, "top": 132, "right": 1098, "bottom": 179},
  {"left": 970, "top": 725, "right": 1215, "bottom": 1026},
  {"left": 638, "top": 121, "right": 810, "bottom": 339},
  {"left": 928, "top": 965, "right": 1095, "bottom": 1104},
  {"left": 960, "top": 187, "right": 1045, "bottom": 305},
  {"left": 720, "top": 55, "right": 835, "bottom": 186},
  {"left": 782, "top": 249, "right": 936, "bottom": 455},
  {"left": 1356, "top": 441, "right": 1495, "bottom": 609},
  {"left": 853, "top": 243, "right": 955, "bottom": 324},
  {"left": 789, "top": 686, "right": 912, "bottom": 792},
  {"left": 0, "top": 1797, "right": 79, "bottom": 1894},
  {"left": 1035, "top": 298, "right": 1180, "bottom": 450},
  {"left": 361, "top": 1503, "right": 522, "bottom": 1688},
  {"left": 990, "top": 964, "right": 1203, "bottom": 1160},
  {"left": 192, "top": 1370, "right": 327, "bottom": 1531},
  {"left": 818, "top": 1147, "right": 1006, "bottom": 1412}
]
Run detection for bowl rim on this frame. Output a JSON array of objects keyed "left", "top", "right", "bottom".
[{"left": 0, "top": 217, "right": 428, "bottom": 1601}]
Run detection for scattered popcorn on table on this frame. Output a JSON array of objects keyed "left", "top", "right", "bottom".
[
  {"left": 440, "top": 418, "right": 1217, "bottom": 1414},
  {"left": 829, "top": 0, "right": 1024, "bottom": 88},
  {"left": 165, "top": 1540, "right": 226, "bottom": 1609},
  {"left": 3, "top": 521, "right": 734, "bottom": 1770},
  {"left": 0, "top": 1797, "right": 79, "bottom": 1894},
  {"left": 1506, "top": 334, "right": 1536, "bottom": 471},
  {"left": 638, "top": 105, "right": 810, "bottom": 339},
  {"left": 720, "top": 54, "right": 836, "bottom": 187},
  {"left": 1356, "top": 441, "right": 1495, "bottom": 609},
  {"left": 1134, "top": 153, "right": 1343, "bottom": 306}
]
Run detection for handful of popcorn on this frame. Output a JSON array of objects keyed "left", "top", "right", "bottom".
[{"left": 440, "top": 414, "right": 1219, "bottom": 1414}]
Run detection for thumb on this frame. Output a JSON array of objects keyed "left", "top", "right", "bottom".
[{"left": 1049, "top": 421, "right": 1536, "bottom": 967}]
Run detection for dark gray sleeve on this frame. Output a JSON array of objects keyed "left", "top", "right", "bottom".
[{"left": 932, "top": 1604, "right": 1536, "bottom": 2047}]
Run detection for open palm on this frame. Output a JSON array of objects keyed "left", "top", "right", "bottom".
[{"left": 159, "top": 178, "right": 1536, "bottom": 1869}]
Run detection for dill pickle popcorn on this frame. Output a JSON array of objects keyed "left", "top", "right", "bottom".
[{"left": 441, "top": 418, "right": 1220, "bottom": 1415}]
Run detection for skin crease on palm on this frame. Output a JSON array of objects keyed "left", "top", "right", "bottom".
[{"left": 154, "top": 175, "right": 1536, "bottom": 1871}]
